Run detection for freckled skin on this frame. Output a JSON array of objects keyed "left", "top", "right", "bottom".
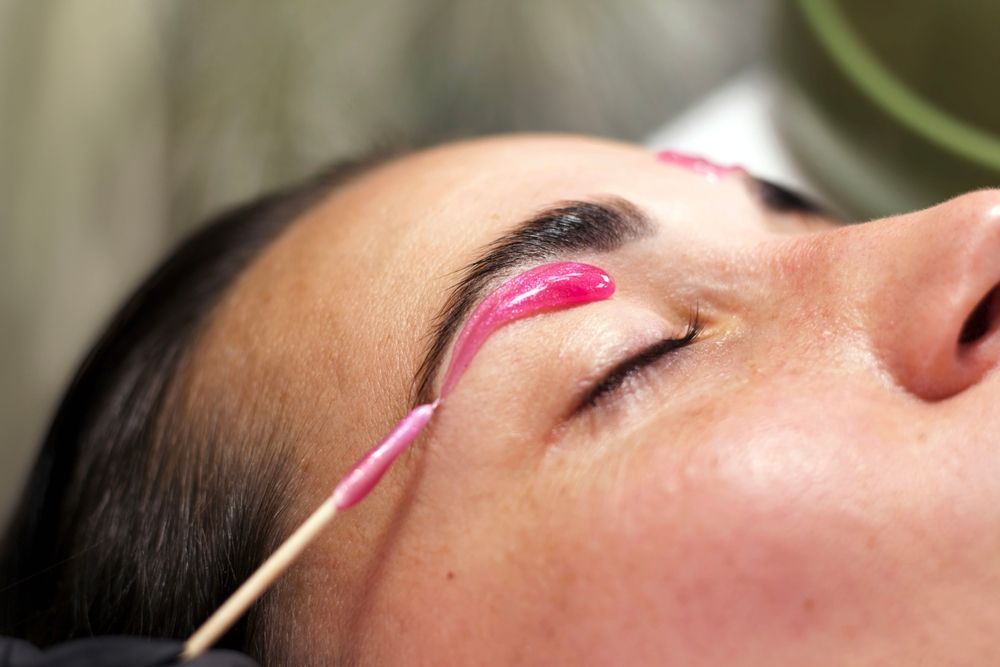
[{"left": 198, "top": 135, "right": 1000, "bottom": 665}]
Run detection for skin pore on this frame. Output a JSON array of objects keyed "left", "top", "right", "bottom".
[{"left": 190, "top": 135, "right": 1000, "bottom": 665}]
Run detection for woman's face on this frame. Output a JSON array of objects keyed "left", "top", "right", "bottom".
[{"left": 203, "top": 135, "right": 1000, "bottom": 664}]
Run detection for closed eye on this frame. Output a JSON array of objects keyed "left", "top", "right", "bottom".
[{"left": 573, "top": 310, "right": 703, "bottom": 414}]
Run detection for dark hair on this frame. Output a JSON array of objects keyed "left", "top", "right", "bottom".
[{"left": 0, "top": 157, "right": 380, "bottom": 662}]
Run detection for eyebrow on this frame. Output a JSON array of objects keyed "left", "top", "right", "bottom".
[
  {"left": 412, "top": 196, "right": 655, "bottom": 403},
  {"left": 410, "top": 178, "right": 829, "bottom": 403}
]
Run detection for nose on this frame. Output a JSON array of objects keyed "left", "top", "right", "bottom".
[{"left": 794, "top": 190, "right": 1000, "bottom": 401}]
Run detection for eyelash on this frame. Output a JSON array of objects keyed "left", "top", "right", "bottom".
[{"left": 577, "top": 308, "right": 703, "bottom": 412}]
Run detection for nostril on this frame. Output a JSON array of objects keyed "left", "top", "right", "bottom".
[{"left": 959, "top": 282, "right": 1000, "bottom": 346}]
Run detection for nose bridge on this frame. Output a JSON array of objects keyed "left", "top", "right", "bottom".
[
  {"left": 826, "top": 205, "right": 964, "bottom": 326},
  {"left": 765, "top": 190, "right": 1000, "bottom": 401},
  {"left": 753, "top": 222, "right": 881, "bottom": 342}
]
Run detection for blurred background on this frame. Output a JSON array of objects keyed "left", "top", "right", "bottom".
[{"left": 1, "top": 0, "right": 997, "bottom": 519}]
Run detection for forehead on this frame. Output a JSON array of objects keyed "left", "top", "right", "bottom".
[{"left": 321, "top": 134, "right": 758, "bottom": 269}]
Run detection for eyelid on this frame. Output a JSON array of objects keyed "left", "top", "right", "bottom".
[
  {"left": 570, "top": 309, "right": 703, "bottom": 415},
  {"left": 747, "top": 176, "right": 843, "bottom": 223}
]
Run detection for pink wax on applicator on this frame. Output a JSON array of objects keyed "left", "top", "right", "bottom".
[{"left": 332, "top": 261, "right": 615, "bottom": 509}]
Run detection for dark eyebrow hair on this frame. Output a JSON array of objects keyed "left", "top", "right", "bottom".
[{"left": 412, "top": 196, "right": 655, "bottom": 403}]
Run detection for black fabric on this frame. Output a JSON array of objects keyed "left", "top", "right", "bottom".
[{"left": 0, "top": 636, "right": 257, "bottom": 667}]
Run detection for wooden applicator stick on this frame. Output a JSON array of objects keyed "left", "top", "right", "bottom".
[
  {"left": 181, "top": 402, "right": 437, "bottom": 662},
  {"left": 181, "top": 496, "right": 338, "bottom": 661}
]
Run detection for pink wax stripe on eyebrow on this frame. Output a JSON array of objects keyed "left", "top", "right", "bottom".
[
  {"left": 439, "top": 261, "right": 616, "bottom": 399},
  {"left": 655, "top": 150, "right": 744, "bottom": 182},
  {"left": 331, "top": 261, "right": 614, "bottom": 512}
]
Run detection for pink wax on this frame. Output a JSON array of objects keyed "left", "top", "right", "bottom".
[
  {"left": 439, "top": 261, "right": 615, "bottom": 398},
  {"left": 332, "top": 401, "right": 438, "bottom": 510},
  {"left": 332, "top": 261, "right": 615, "bottom": 510},
  {"left": 655, "top": 150, "right": 744, "bottom": 182}
]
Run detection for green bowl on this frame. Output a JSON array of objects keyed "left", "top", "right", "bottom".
[{"left": 773, "top": 0, "right": 1000, "bottom": 218}]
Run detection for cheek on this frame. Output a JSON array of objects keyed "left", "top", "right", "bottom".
[
  {"left": 581, "top": 385, "right": 1000, "bottom": 663},
  {"left": 504, "top": 389, "right": 998, "bottom": 663},
  {"left": 357, "top": 379, "right": 1000, "bottom": 665}
]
